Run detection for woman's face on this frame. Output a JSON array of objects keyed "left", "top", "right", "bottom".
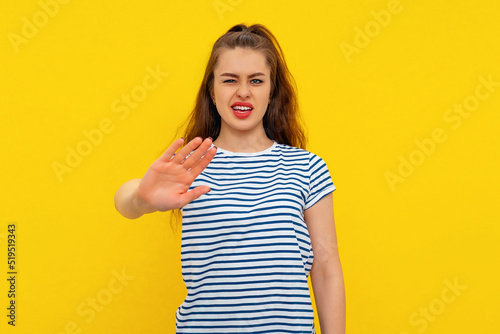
[{"left": 212, "top": 47, "right": 271, "bottom": 136}]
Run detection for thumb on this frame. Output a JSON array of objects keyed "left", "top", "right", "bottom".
[{"left": 179, "top": 185, "right": 211, "bottom": 207}]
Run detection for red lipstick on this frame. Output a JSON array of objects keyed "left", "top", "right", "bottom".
[{"left": 231, "top": 102, "right": 253, "bottom": 119}]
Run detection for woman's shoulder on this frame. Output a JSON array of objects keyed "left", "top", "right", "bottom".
[
  {"left": 274, "top": 142, "right": 332, "bottom": 171},
  {"left": 273, "top": 141, "right": 321, "bottom": 159}
]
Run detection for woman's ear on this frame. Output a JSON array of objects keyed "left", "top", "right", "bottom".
[{"left": 210, "top": 89, "right": 215, "bottom": 104}]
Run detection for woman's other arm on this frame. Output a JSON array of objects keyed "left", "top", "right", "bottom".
[{"left": 305, "top": 192, "right": 346, "bottom": 334}]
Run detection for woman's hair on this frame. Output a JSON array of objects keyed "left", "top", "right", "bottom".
[
  {"left": 177, "top": 23, "right": 306, "bottom": 149},
  {"left": 169, "top": 23, "right": 307, "bottom": 232}
]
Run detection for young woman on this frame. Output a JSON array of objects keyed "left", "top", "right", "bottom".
[{"left": 115, "top": 23, "right": 345, "bottom": 334}]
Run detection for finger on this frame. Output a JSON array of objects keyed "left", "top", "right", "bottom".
[
  {"left": 170, "top": 136, "right": 203, "bottom": 164},
  {"left": 188, "top": 146, "right": 217, "bottom": 177},
  {"left": 179, "top": 185, "right": 211, "bottom": 207},
  {"left": 182, "top": 137, "right": 213, "bottom": 170},
  {"left": 159, "top": 137, "right": 184, "bottom": 162}
]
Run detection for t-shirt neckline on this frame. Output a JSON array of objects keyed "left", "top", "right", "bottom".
[{"left": 214, "top": 140, "right": 277, "bottom": 156}]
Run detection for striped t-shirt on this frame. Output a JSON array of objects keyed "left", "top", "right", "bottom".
[{"left": 176, "top": 140, "right": 336, "bottom": 333}]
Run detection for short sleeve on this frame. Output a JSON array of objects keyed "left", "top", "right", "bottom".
[{"left": 305, "top": 153, "right": 336, "bottom": 210}]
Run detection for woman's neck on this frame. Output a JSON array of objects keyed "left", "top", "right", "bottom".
[{"left": 213, "top": 126, "right": 274, "bottom": 153}]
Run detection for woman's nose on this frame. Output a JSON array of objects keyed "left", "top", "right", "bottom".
[{"left": 237, "top": 84, "right": 250, "bottom": 98}]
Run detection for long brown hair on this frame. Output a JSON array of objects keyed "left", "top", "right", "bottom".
[{"left": 169, "top": 23, "right": 307, "bottom": 232}]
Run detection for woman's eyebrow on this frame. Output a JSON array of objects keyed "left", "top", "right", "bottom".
[{"left": 220, "top": 72, "right": 266, "bottom": 78}]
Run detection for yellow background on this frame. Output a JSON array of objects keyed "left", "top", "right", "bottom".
[{"left": 1, "top": 0, "right": 499, "bottom": 333}]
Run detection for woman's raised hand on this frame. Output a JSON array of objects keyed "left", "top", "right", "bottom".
[{"left": 116, "top": 137, "right": 217, "bottom": 218}]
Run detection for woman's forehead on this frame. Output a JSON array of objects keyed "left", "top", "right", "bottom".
[{"left": 215, "top": 47, "right": 270, "bottom": 74}]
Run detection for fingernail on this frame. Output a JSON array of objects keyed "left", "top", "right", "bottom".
[{"left": 208, "top": 137, "right": 213, "bottom": 141}]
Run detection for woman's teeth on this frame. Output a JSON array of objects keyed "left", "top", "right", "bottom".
[{"left": 232, "top": 106, "right": 252, "bottom": 111}]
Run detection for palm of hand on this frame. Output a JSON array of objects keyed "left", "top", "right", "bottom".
[{"left": 135, "top": 137, "right": 216, "bottom": 213}]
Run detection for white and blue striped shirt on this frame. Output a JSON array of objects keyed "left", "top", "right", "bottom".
[{"left": 176, "top": 140, "right": 336, "bottom": 333}]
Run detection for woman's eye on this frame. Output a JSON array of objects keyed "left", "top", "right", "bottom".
[{"left": 223, "top": 79, "right": 263, "bottom": 84}]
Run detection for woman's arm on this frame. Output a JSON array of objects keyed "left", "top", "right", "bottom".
[
  {"left": 114, "top": 178, "right": 155, "bottom": 219},
  {"left": 305, "top": 192, "right": 346, "bottom": 334}
]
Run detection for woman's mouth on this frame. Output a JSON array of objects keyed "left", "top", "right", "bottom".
[
  {"left": 231, "top": 102, "right": 254, "bottom": 119},
  {"left": 232, "top": 105, "right": 253, "bottom": 119}
]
